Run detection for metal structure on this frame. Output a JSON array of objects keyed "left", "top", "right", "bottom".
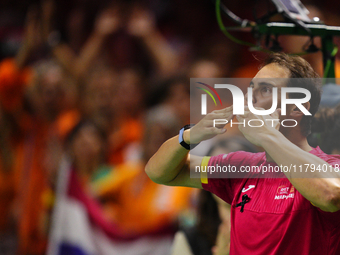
[{"left": 216, "top": 0, "right": 340, "bottom": 79}]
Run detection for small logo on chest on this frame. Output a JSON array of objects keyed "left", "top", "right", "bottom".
[
  {"left": 275, "top": 186, "right": 295, "bottom": 200},
  {"left": 242, "top": 185, "right": 255, "bottom": 193}
]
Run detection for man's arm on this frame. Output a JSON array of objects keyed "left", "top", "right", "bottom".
[
  {"left": 261, "top": 131, "right": 340, "bottom": 212},
  {"left": 145, "top": 106, "right": 234, "bottom": 188},
  {"left": 237, "top": 108, "right": 340, "bottom": 212},
  {"left": 145, "top": 133, "right": 202, "bottom": 188}
]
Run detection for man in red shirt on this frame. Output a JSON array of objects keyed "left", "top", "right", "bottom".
[{"left": 146, "top": 53, "right": 340, "bottom": 254}]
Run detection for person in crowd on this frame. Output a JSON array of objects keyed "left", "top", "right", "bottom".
[
  {"left": 65, "top": 108, "right": 193, "bottom": 255},
  {"left": 0, "top": 7, "right": 78, "bottom": 253}
]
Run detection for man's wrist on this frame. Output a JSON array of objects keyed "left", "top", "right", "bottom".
[
  {"left": 183, "top": 129, "right": 190, "bottom": 144},
  {"left": 260, "top": 129, "right": 284, "bottom": 148},
  {"left": 179, "top": 125, "right": 199, "bottom": 150}
]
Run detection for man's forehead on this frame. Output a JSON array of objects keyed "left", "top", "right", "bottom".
[
  {"left": 254, "top": 63, "right": 290, "bottom": 79},
  {"left": 251, "top": 63, "right": 290, "bottom": 87},
  {"left": 250, "top": 79, "right": 283, "bottom": 87}
]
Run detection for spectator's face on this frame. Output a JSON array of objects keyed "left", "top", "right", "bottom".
[
  {"left": 71, "top": 125, "right": 104, "bottom": 167},
  {"left": 84, "top": 70, "right": 117, "bottom": 120},
  {"left": 246, "top": 63, "right": 290, "bottom": 112},
  {"left": 40, "top": 67, "right": 65, "bottom": 116},
  {"left": 117, "top": 69, "right": 143, "bottom": 115},
  {"left": 190, "top": 60, "right": 223, "bottom": 78}
]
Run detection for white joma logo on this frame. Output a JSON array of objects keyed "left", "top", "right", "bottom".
[{"left": 242, "top": 185, "right": 255, "bottom": 193}]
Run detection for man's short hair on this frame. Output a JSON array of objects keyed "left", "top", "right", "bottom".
[{"left": 262, "top": 52, "right": 322, "bottom": 137}]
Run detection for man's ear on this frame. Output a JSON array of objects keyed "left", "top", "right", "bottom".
[{"left": 291, "top": 101, "right": 310, "bottom": 117}]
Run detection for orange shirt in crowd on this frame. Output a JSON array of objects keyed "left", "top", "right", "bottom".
[
  {"left": 90, "top": 161, "right": 193, "bottom": 237},
  {"left": 107, "top": 118, "right": 143, "bottom": 165},
  {"left": 0, "top": 57, "right": 80, "bottom": 254},
  {"left": 0, "top": 58, "right": 32, "bottom": 112}
]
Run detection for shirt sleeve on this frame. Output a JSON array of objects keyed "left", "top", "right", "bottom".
[{"left": 200, "top": 153, "right": 237, "bottom": 204}]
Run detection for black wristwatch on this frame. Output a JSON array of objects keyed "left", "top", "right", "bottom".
[{"left": 178, "top": 124, "right": 199, "bottom": 150}]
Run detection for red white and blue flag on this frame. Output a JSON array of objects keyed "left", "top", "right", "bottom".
[{"left": 46, "top": 158, "right": 172, "bottom": 255}]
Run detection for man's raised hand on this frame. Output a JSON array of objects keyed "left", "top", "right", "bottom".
[
  {"left": 187, "top": 106, "right": 234, "bottom": 144},
  {"left": 236, "top": 107, "right": 281, "bottom": 146}
]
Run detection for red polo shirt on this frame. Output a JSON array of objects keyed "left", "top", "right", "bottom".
[{"left": 202, "top": 147, "right": 340, "bottom": 255}]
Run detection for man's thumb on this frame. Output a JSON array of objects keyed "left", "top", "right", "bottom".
[{"left": 272, "top": 108, "right": 281, "bottom": 119}]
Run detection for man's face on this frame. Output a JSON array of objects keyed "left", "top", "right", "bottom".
[{"left": 247, "top": 63, "right": 290, "bottom": 111}]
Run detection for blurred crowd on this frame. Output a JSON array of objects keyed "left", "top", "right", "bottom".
[{"left": 0, "top": 0, "right": 340, "bottom": 254}]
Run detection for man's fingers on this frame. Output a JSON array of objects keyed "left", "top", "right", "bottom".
[
  {"left": 205, "top": 112, "right": 228, "bottom": 120},
  {"left": 235, "top": 110, "right": 250, "bottom": 120},
  {"left": 213, "top": 105, "right": 233, "bottom": 114},
  {"left": 236, "top": 115, "right": 245, "bottom": 122},
  {"left": 206, "top": 109, "right": 234, "bottom": 120},
  {"left": 209, "top": 127, "right": 227, "bottom": 134},
  {"left": 253, "top": 106, "right": 265, "bottom": 111},
  {"left": 271, "top": 108, "right": 281, "bottom": 119},
  {"left": 227, "top": 114, "right": 234, "bottom": 122}
]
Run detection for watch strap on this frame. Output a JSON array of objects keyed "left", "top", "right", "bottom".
[{"left": 178, "top": 124, "right": 198, "bottom": 150}]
